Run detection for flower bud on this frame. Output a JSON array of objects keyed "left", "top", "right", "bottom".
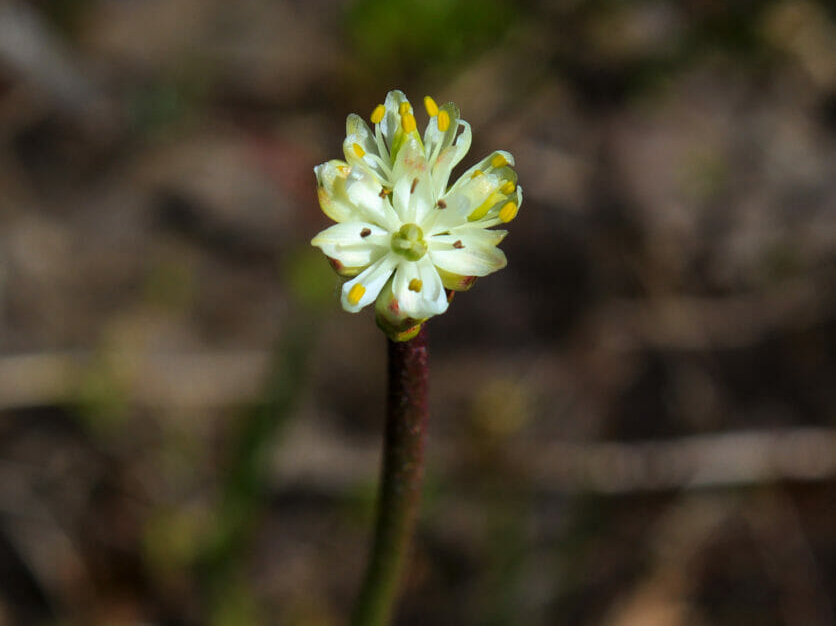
[{"left": 375, "top": 278, "right": 425, "bottom": 342}]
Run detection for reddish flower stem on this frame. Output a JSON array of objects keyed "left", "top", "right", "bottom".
[{"left": 350, "top": 326, "right": 429, "bottom": 626}]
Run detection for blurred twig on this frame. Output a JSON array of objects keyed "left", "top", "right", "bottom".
[
  {"left": 519, "top": 428, "right": 836, "bottom": 493},
  {"left": 4, "top": 353, "right": 834, "bottom": 494},
  {"left": 276, "top": 427, "right": 836, "bottom": 495}
]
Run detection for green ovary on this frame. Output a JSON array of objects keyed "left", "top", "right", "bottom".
[{"left": 390, "top": 223, "right": 428, "bottom": 261}]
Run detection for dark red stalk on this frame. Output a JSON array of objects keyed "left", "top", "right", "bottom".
[{"left": 350, "top": 326, "right": 429, "bottom": 626}]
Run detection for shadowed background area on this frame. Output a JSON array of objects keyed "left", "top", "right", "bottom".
[{"left": 0, "top": 0, "right": 834, "bottom": 625}]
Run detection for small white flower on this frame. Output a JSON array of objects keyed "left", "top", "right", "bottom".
[{"left": 312, "top": 90, "right": 522, "bottom": 339}]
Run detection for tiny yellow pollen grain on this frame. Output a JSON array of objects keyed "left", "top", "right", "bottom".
[
  {"left": 437, "top": 110, "right": 451, "bottom": 132},
  {"left": 408, "top": 278, "right": 423, "bottom": 292},
  {"left": 424, "top": 96, "right": 439, "bottom": 117},
  {"left": 500, "top": 180, "right": 516, "bottom": 195},
  {"left": 370, "top": 104, "right": 385, "bottom": 124},
  {"left": 348, "top": 283, "right": 366, "bottom": 305},
  {"left": 352, "top": 143, "right": 365, "bottom": 158},
  {"left": 470, "top": 170, "right": 484, "bottom": 179},
  {"left": 401, "top": 113, "right": 417, "bottom": 133},
  {"left": 491, "top": 153, "right": 508, "bottom": 168},
  {"left": 499, "top": 201, "right": 518, "bottom": 223},
  {"left": 398, "top": 101, "right": 412, "bottom": 115}
]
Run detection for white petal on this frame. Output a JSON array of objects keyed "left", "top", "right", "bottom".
[
  {"left": 431, "top": 228, "right": 507, "bottom": 249},
  {"left": 379, "top": 90, "right": 410, "bottom": 151},
  {"left": 390, "top": 174, "right": 433, "bottom": 226},
  {"left": 422, "top": 103, "right": 459, "bottom": 157},
  {"left": 424, "top": 170, "right": 503, "bottom": 234},
  {"left": 311, "top": 221, "right": 389, "bottom": 268},
  {"left": 341, "top": 254, "right": 398, "bottom": 313},
  {"left": 429, "top": 118, "right": 472, "bottom": 198},
  {"left": 314, "top": 160, "right": 359, "bottom": 223},
  {"left": 456, "top": 183, "right": 523, "bottom": 229},
  {"left": 391, "top": 176, "right": 413, "bottom": 223},
  {"left": 392, "top": 257, "right": 448, "bottom": 319},
  {"left": 345, "top": 170, "right": 400, "bottom": 231},
  {"left": 410, "top": 175, "right": 435, "bottom": 225},
  {"left": 391, "top": 134, "right": 429, "bottom": 185},
  {"left": 448, "top": 150, "right": 516, "bottom": 195},
  {"left": 343, "top": 114, "right": 393, "bottom": 182},
  {"left": 429, "top": 231, "right": 507, "bottom": 277},
  {"left": 344, "top": 114, "right": 376, "bottom": 156}
]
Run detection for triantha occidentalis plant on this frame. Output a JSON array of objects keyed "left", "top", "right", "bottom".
[
  {"left": 311, "top": 90, "right": 521, "bottom": 626},
  {"left": 312, "top": 89, "right": 522, "bottom": 341}
]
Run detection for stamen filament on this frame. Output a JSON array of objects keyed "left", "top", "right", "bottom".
[
  {"left": 373, "top": 123, "right": 389, "bottom": 158},
  {"left": 367, "top": 152, "right": 393, "bottom": 177}
]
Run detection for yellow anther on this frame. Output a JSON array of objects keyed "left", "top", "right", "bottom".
[
  {"left": 347, "top": 283, "right": 366, "bottom": 305},
  {"left": 401, "top": 113, "right": 417, "bottom": 133},
  {"left": 470, "top": 169, "right": 484, "bottom": 179},
  {"left": 408, "top": 278, "right": 423, "bottom": 292},
  {"left": 437, "top": 110, "right": 451, "bottom": 132},
  {"left": 499, "top": 201, "right": 518, "bottom": 223},
  {"left": 424, "top": 96, "right": 439, "bottom": 117},
  {"left": 491, "top": 153, "right": 508, "bottom": 168},
  {"left": 370, "top": 104, "right": 385, "bottom": 124},
  {"left": 352, "top": 143, "right": 365, "bottom": 158},
  {"left": 398, "top": 101, "right": 412, "bottom": 115},
  {"left": 500, "top": 180, "right": 516, "bottom": 195},
  {"left": 337, "top": 165, "right": 350, "bottom": 175}
]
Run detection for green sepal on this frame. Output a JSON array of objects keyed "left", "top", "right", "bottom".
[
  {"left": 436, "top": 267, "right": 478, "bottom": 291},
  {"left": 326, "top": 256, "right": 363, "bottom": 278},
  {"left": 374, "top": 277, "right": 426, "bottom": 342}
]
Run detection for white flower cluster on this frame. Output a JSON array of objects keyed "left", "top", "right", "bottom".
[{"left": 311, "top": 90, "right": 522, "bottom": 340}]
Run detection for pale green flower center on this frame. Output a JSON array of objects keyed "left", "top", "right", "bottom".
[{"left": 390, "top": 223, "right": 427, "bottom": 261}]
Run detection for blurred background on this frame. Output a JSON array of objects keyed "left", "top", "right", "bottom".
[{"left": 0, "top": 0, "right": 834, "bottom": 624}]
